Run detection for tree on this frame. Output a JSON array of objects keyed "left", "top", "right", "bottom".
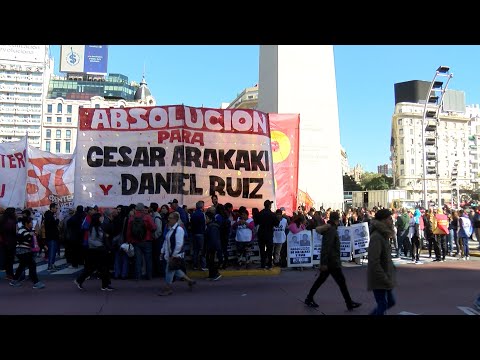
[
  {"left": 361, "top": 173, "right": 393, "bottom": 190},
  {"left": 343, "top": 175, "right": 362, "bottom": 191}
]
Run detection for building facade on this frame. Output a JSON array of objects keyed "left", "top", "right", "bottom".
[
  {"left": 0, "top": 45, "right": 52, "bottom": 147},
  {"left": 390, "top": 100, "right": 480, "bottom": 206},
  {"left": 43, "top": 75, "right": 155, "bottom": 154},
  {"left": 377, "top": 164, "right": 391, "bottom": 176},
  {"left": 341, "top": 146, "right": 350, "bottom": 176}
]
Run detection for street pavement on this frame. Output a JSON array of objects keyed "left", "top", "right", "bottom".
[{"left": 0, "top": 241, "right": 479, "bottom": 315}]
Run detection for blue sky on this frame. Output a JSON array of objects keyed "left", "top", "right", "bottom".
[{"left": 50, "top": 45, "right": 480, "bottom": 173}]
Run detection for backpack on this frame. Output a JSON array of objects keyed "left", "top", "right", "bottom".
[{"left": 131, "top": 215, "right": 147, "bottom": 241}]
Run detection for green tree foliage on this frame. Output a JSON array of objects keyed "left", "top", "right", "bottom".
[
  {"left": 343, "top": 175, "right": 362, "bottom": 191},
  {"left": 361, "top": 173, "right": 393, "bottom": 190}
]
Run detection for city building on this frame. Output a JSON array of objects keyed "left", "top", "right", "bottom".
[
  {"left": 377, "top": 164, "right": 391, "bottom": 176},
  {"left": 390, "top": 80, "right": 480, "bottom": 206},
  {"left": 0, "top": 45, "right": 52, "bottom": 147},
  {"left": 341, "top": 146, "right": 350, "bottom": 175},
  {"left": 43, "top": 74, "right": 154, "bottom": 154},
  {"left": 350, "top": 164, "right": 364, "bottom": 183},
  {"left": 226, "top": 84, "right": 258, "bottom": 109}
]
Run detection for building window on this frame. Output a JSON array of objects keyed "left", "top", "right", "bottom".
[
  {"left": 67, "top": 105, "right": 72, "bottom": 114},
  {"left": 95, "top": 104, "right": 100, "bottom": 109},
  {"left": 399, "top": 129, "right": 403, "bottom": 136},
  {"left": 57, "top": 103, "right": 62, "bottom": 113},
  {"left": 410, "top": 129, "right": 413, "bottom": 135},
  {"left": 56, "top": 117, "right": 61, "bottom": 123},
  {"left": 45, "top": 141, "right": 50, "bottom": 152},
  {"left": 55, "top": 141, "right": 61, "bottom": 153},
  {"left": 47, "top": 104, "right": 52, "bottom": 113},
  {"left": 398, "top": 119, "right": 402, "bottom": 125},
  {"left": 411, "top": 158, "right": 414, "bottom": 164},
  {"left": 400, "top": 169, "right": 404, "bottom": 175},
  {"left": 66, "top": 130, "right": 71, "bottom": 138},
  {"left": 56, "top": 129, "right": 61, "bottom": 138},
  {"left": 400, "top": 159, "right": 404, "bottom": 165},
  {"left": 46, "top": 129, "right": 51, "bottom": 138},
  {"left": 411, "top": 169, "right": 415, "bottom": 175},
  {"left": 47, "top": 116, "right": 52, "bottom": 123},
  {"left": 66, "top": 117, "right": 71, "bottom": 123},
  {"left": 65, "top": 141, "right": 71, "bottom": 153}
]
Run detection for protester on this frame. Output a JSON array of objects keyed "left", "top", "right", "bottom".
[
  {"left": 304, "top": 211, "right": 361, "bottom": 311},
  {"left": 367, "top": 208, "right": 396, "bottom": 315}
]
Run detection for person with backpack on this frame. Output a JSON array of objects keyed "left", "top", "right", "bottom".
[{"left": 126, "top": 203, "right": 156, "bottom": 280}]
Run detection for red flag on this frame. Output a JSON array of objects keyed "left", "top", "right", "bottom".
[{"left": 269, "top": 113, "right": 300, "bottom": 217}]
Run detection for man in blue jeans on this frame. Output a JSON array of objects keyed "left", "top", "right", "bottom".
[{"left": 367, "top": 208, "right": 397, "bottom": 315}]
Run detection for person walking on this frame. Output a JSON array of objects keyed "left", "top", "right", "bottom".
[
  {"left": 9, "top": 216, "right": 45, "bottom": 289},
  {"left": 367, "top": 209, "right": 397, "bottom": 315},
  {"left": 74, "top": 212, "right": 113, "bottom": 291},
  {"left": 304, "top": 211, "right": 362, "bottom": 311}
]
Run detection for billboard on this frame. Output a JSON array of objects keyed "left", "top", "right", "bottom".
[
  {"left": 0, "top": 45, "right": 46, "bottom": 63},
  {"left": 60, "top": 45, "right": 108, "bottom": 74}
]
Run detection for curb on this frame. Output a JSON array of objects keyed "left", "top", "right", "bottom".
[{"left": 189, "top": 266, "right": 281, "bottom": 279}]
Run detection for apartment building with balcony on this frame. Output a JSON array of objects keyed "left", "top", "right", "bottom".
[
  {"left": 0, "top": 45, "right": 52, "bottom": 147},
  {"left": 390, "top": 84, "right": 480, "bottom": 205}
]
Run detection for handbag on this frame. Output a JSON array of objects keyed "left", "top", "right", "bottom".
[
  {"left": 168, "top": 256, "right": 184, "bottom": 271},
  {"left": 167, "top": 226, "right": 184, "bottom": 271}
]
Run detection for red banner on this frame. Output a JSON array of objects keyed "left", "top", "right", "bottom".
[
  {"left": 269, "top": 113, "right": 300, "bottom": 216},
  {"left": 297, "top": 189, "right": 314, "bottom": 212}
]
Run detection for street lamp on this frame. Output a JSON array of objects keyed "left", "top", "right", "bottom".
[{"left": 421, "top": 66, "right": 453, "bottom": 208}]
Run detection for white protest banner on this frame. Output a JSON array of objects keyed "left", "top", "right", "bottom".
[
  {"left": 312, "top": 230, "right": 323, "bottom": 265},
  {"left": 351, "top": 222, "right": 370, "bottom": 258},
  {"left": 26, "top": 146, "right": 75, "bottom": 213},
  {"left": 338, "top": 226, "right": 352, "bottom": 261},
  {"left": 74, "top": 105, "right": 275, "bottom": 208},
  {"left": 287, "top": 230, "right": 313, "bottom": 267},
  {"left": 0, "top": 137, "right": 27, "bottom": 208}
]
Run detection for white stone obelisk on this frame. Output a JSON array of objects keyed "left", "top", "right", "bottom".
[{"left": 257, "top": 45, "right": 343, "bottom": 210}]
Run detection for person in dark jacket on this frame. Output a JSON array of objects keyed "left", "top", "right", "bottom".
[
  {"left": 0, "top": 207, "right": 18, "bottom": 280},
  {"left": 66, "top": 205, "right": 85, "bottom": 268},
  {"left": 255, "top": 200, "right": 280, "bottom": 269},
  {"left": 44, "top": 202, "right": 60, "bottom": 271},
  {"left": 367, "top": 209, "right": 397, "bottom": 315},
  {"left": 205, "top": 211, "right": 222, "bottom": 280},
  {"left": 304, "top": 211, "right": 361, "bottom": 311}
]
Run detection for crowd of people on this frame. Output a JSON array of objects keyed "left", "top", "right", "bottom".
[{"left": 1, "top": 200, "right": 479, "bottom": 313}]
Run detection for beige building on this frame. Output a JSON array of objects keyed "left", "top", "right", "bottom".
[{"left": 390, "top": 101, "right": 480, "bottom": 205}]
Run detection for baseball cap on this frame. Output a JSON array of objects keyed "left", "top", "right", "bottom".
[{"left": 169, "top": 199, "right": 179, "bottom": 204}]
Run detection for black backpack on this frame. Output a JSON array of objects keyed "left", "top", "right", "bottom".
[{"left": 131, "top": 215, "right": 146, "bottom": 241}]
